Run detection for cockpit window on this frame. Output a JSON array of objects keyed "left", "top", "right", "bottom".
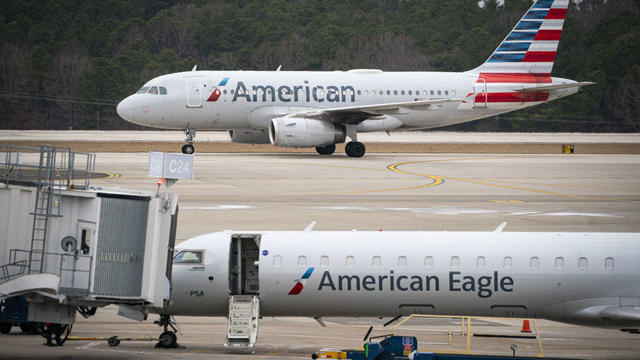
[
  {"left": 159, "top": 86, "right": 167, "bottom": 95},
  {"left": 173, "top": 250, "right": 203, "bottom": 264},
  {"left": 148, "top": 86, "right": 159, "bottom": 95},
  {"left": 136, "top": 86, "right": 150, "bottom": 94}
]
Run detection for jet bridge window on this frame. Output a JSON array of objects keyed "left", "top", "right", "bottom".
[
  {"left": 136, "top": 86, "right": 150, "bottom": 94},
  {"left": 173, "top": 250, "right": 203, "bottom": 264}
]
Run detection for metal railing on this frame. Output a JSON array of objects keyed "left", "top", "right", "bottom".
[
  {"left": 392, "top": 314, "right": 544, "bottom": 357},
  {"left": 1, "top": 249, "right": 93, "bottom": 294},
  {"left": 0, "top": 145, "right": 95, "bottom": 190}
]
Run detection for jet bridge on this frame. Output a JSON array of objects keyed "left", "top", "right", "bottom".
[{"left": 0, "top": 146, "right": 179, "bottom": 343}]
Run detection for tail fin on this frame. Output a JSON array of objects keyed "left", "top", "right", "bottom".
[{"left": 473, "top": 0, "right": 569, "bottom": 76}]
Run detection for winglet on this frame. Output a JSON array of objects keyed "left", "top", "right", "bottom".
[
  {"left": 494, "top": 222, "right": 508, "bottom": 232},
  {"left": 304, "top": 221, "right": 317, "bottom": 232}
]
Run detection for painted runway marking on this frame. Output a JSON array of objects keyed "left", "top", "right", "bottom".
[
  {"left": 181, "top": 205, "right": 254, "bottom": 210},
  {"left": 491, "top": 200, "right": 525, "bottom": 203},
  {"left": 386, "top": 159, "right": 634, "bottom": 202}
]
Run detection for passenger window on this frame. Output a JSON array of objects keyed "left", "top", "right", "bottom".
[
  {"left": 452, "top": 90, "right": 456, "bottom": 96},
  {"left": 357, "top": 90, "right": 361, "bottom": 95},
  {"left": 320, "top": 255, "right": 329, "bottom": 268},
  {"left": 223, "top": 89, "right": 227, "bottom": 94},
  {"left": 503, "top": 256, "right": 512, "bottom": 269},
  {"left": 450, "top": 256, "right": 460, "bottom": 269},
  {"left": 424, "top": 256, "right": 433, "bottom": 268},
  {"left": 394, "top": 90, "right": 398, "bottom": 95},
  {"left": 298, "top": 256, "right": 307, "bottom": 268},
  {"left": 437, "top": 90, "right": 442, "bottom": 96},
  {"left": 398, "top": 256, "right": 407, "bottom": 268},
  {"left": 346, "top": 256, "right": 355, "bottom": 268},
  {"left": 159, "top": 86, "right": 167, "bottom": 95},
  {"left": 605, "top": 257, "right": 614, "bottom": 271},
  {"left": 148, "top": 86, "right": 159, "bottom": 95},
  {"left": 555, "top": 257, "right": 564, "bottom": 270},
  {"left": 273, "top": 255, "right": 282, "bottom": 268},
  {"left": 173, "top": 250, "right": 203, "bottom": 264},
  {"left": 378, "top": 90, "right": 383, "bottom": 95},
  {"left": 372, "top": 256, "right": 381, "bottom": 268},
  {"left": 423, "top": 90, "right": 427, "bottom": 95},
  {"left": 578, "top": 257, "right": 588, "bottom": 271},
  {"left": 445, "top": 90, "right": 449, "bottom": 96},
  {"left": 386, "top": 90, "right": 391, "bottom": 95},
  {"left": 530, "top": 257, "right": 539, "bottom": 270},
  {"left": 230, "top": 89, "right": 235, "bottom": 94},
  {"left": 401, "top": 90, "right": 405, "bottom": 95},
  {"left": 476, "top": 256, "right": 486, "bottom": 269},
  {"left": 430, "top": 90, "right": 434, "bottom": 96},
  {"left": 408, "top": 90, "right": 412, "bottom": 95}
]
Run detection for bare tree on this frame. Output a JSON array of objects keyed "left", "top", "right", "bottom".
[
  {"left": 612, "top": 66, "right": 640, "bottom": 132},
  {"left": 329, "top": 34, "right": 431, "bottom": 71},
  {"left": 0, "top": 42, "right": 30, "bottom": 94}
]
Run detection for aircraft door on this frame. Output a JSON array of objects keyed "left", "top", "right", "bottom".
[
  {"left": 229, "top": 234, "right": 261, "bottom": 296},
  {"left": 186, "top": 78, "right": 203, "bottom": 108},
  {"left": 473, "top": 77, "right": 488, "bottom": 109}
]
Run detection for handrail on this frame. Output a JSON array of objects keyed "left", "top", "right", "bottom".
[{"left": 392, "top": 314, "right": 544, "bottom": 357}]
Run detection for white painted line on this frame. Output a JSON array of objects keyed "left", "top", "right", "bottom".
[
  {"left": 181, "top": 205, "right": 254, "bottom": 210},
  {"left": 75, "top": 341, "right": 101, "bottom": 350}
]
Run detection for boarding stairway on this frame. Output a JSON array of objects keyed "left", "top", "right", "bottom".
[{"left": 225, "top": 295, "right": 260, "bottom": 353}]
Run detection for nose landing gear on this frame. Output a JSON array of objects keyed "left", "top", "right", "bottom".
[
  {"left": 154, "top": 314, "right": 183, "bottom": 349},
  {"left": 182, "top": 128, "right": 196, "bottom": 154}
]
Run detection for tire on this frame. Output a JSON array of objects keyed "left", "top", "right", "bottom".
[
  {"left": 19, "top": 323, "right": 34, "bottom": 334},
  {"left": 0, "top": 322, "right": 11, "bottom": 334},
  {"left": 345, "top": 141, "right": 366, "bottom": 158},
  {"left": 159, "top": 331, "right": 177, "bottom": 348},
  {"left": 108, "top": 336, "right": 120, "bottom": 347},
  {"left": 315, "top": 144, "right": 336, "bottom": 155},
  {"left": 181, "top": 144, "right": 195, "bottom": 154}
]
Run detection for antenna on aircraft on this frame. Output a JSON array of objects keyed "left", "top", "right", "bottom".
[
  {"left": 494, "top": 222, "right": 508, "bottom": 232},
  {"left": 276, "top": 65, "right": 282, "bottom": 72},
  {"left": 191, "top": 65, "right": 197, "bottom": 72}
]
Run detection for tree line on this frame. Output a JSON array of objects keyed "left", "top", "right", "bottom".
[{"left": 1, "top": 0, "right": 638, "bottom": 132}]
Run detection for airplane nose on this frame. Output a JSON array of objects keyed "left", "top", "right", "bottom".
[{"left": 116, "top": 97, "right": 134, "bottom": 121}]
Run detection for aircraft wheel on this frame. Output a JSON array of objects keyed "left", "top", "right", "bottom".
[
  {"left": 345, "top": 141, "right": 366, "bottom": 158},
  {"left": 181, "top": 144, "right": 195, "bottom": 154},
  {"left": 159, "top": 331, "right": 177, "bottom": 348},
  {"left": 0, "top": 322, "right": 11, "bottom": 334},
  {"left": 315, "top": 144, "right": 336, "bottom": 155}
]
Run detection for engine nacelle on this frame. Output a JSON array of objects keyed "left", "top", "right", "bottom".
[
  {"left": 269, "top": 118, "right": 346, "bottom": 147},
  {"left": 228, "top": 129, "right": 271, "bottom": 144}
]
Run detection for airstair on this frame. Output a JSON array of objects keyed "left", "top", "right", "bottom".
[{"left": 225, "top": 295, "right": 260, "bottom": 353}]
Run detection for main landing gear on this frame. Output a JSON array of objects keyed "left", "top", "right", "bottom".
[
  {"left": 345, "top": 141, "right": 366, "bottom": 158},
  {"left": 181, "top": 128, "right": 196, "bottom": 154},
  {"left": 315, "top": 144, "right": 336, "bottom": 155},
  {"left": 154, "top": 314, "right": 182, "bottom": 349}
]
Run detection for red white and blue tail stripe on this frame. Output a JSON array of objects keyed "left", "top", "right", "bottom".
[{"left": 473, "top": 0, "right": 568, "bottom": 76}]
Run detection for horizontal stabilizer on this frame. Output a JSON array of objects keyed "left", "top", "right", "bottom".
[{"left": 522, "top": 82, "right": 595, "bottom": 92}]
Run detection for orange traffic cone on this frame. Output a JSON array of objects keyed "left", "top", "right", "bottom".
[{"left": 521, "top": 320, "right": 532, "bottom": 333}]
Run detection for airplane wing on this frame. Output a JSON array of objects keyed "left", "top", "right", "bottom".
[
  {"left": 283, "top": 99, "right": 463, "bottom": 124},
  {"left": 521, "top": 82, "right": 596, "bottom": 93}
]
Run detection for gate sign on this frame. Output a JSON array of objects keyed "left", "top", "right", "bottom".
[{"left": 148, "top": 152, "right": 194, "bottom": 180}]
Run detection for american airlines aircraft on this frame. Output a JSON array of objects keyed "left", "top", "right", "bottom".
[
  {"left": 154, "top": 230, "right": 640, "bottom": 349},
  {"left": 116, "top": 0, "right": 592, "bottom": 157}
]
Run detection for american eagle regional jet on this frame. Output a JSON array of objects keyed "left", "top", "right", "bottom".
[{"left": 116, "top": 0, "right": 592, "bottom": 157}]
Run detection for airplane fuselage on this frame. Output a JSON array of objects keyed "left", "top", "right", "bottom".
[
  {"left": 165, "top": 231, "right": 640, "bottom": 329},
  {"left": 118, "top": 70, "right": 578, "bottom": 132}
]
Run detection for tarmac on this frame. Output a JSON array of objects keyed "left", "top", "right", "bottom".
[{"left": 1, "top": 131, "right": 639, "bottom": 359}]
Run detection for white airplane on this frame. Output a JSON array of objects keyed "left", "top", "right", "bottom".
[
  {"left": 116, "top": 0, "right": 592, "bottom": 157},
  {"left": 154, "top": 229, "right": 640, "bottom": 349}
]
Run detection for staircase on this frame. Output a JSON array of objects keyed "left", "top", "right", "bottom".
[{"left": 225, "top": 295, "right": 260, "bottom": 353}]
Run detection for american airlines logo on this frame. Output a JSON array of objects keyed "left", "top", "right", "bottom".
[
  {"left": 316, "top": 270, "right": 515, "bottom": 299},
  {"left": 288, "top": 267, "right": 315, "bottom": 295},
  {"left": 206, "top": 77, "right": 230, "bottom": 102},
  {"left": 232, "top": 81, "right": 356, "bottom": 103}
]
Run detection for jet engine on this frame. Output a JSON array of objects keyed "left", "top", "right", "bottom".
[
  {"left": 228, "top": 129, "right": 271, "bottom": 144},
  {"left": 269, "top": 118, "right": 346, "bottom": 147}
]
